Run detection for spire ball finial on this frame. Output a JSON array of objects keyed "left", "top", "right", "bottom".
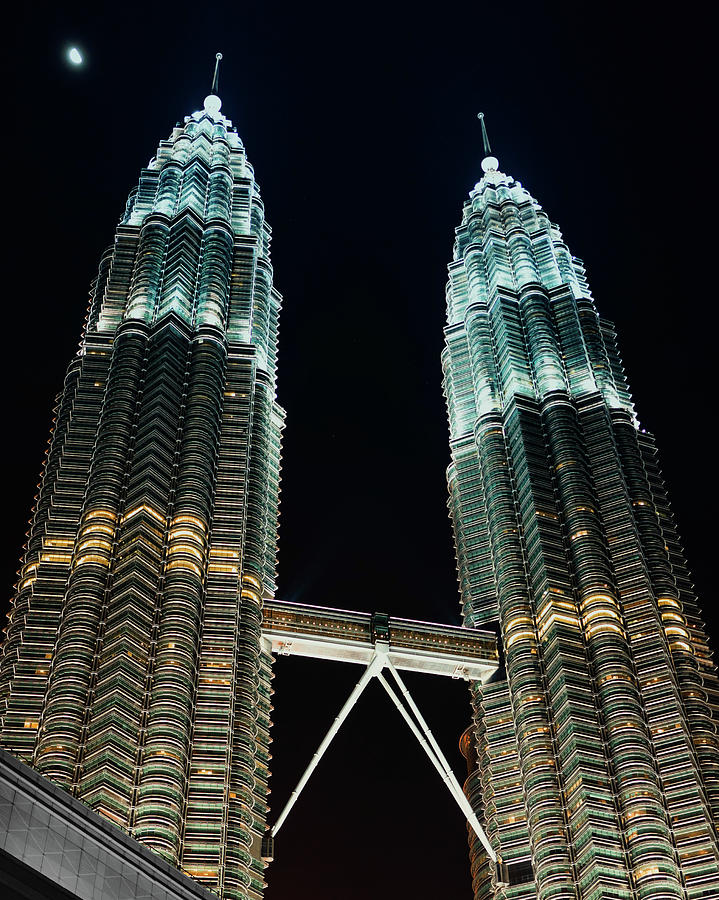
[{"left": 204, "top": 94, "right": 222, "bottom": 116}]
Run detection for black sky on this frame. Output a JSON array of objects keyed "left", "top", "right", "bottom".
[{"left": 4, "top": 2, "right": 718, "bottom": 897}]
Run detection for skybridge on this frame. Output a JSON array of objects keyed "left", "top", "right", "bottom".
[
  {"left": 261, "top": 600, "right": 499, "bottom": 681},
  {"left": 259, "top": 601, "right": 527, "bottom": 888}
]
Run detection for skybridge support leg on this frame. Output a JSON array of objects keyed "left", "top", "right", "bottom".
[
  {"left": 268, "top": 644, "right": 501, "bottom": 877},
  {"left": 271, "top": 651, "right": 384, "bottom": 838},
  {"left": 376, "top": 669, "right": 497, "bottom": 862}
]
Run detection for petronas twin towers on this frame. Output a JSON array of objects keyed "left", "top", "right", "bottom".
[{"left": 1, "top": 75, "right": 718, "bottom": 900}]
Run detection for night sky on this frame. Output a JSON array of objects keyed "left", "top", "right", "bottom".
[{"left": 4, "top": 2, "right": 717, "bottom": 898}]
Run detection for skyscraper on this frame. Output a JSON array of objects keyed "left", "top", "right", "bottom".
[
  {"left": 444, "top": 129, "right": 719, "bottom": 898},
  {"left": 0, "top": 67, "right": 283, "bottom": 900}
]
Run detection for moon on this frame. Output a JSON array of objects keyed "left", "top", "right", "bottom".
[{"left": 68, "top": 47, "right": 83, "bottom": 65}]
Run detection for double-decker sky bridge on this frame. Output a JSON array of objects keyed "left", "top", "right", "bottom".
[
  {"left": 259, "top": 600, "right": 525, "bottom": 886},
  {"left": 261, "top": 600, "right": 499, "bottom": 681}
]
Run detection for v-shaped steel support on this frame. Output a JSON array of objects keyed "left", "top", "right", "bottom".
[{"left": 269, "top": 643, "right": 497, "bottom": 864}]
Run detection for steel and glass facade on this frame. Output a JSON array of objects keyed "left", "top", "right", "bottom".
[
  {"left": 0, "top": 92, "right": 283, "bottom": 900},
  {"left": 445, "top": 156, "right": 719, "bottom": 899}
]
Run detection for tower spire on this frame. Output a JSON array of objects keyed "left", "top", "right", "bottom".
[
  {"left": 478, "top": 112, "right": 491, "bottom": 156},
  {"left": 211, "top": 52, "right": 222, "bottom": 96},
  {"left": 477, "top": 111, "right": 499, "bottom": 174},
  {"left": 203, "top": 53, "right": 223, "bottom": 118}
]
